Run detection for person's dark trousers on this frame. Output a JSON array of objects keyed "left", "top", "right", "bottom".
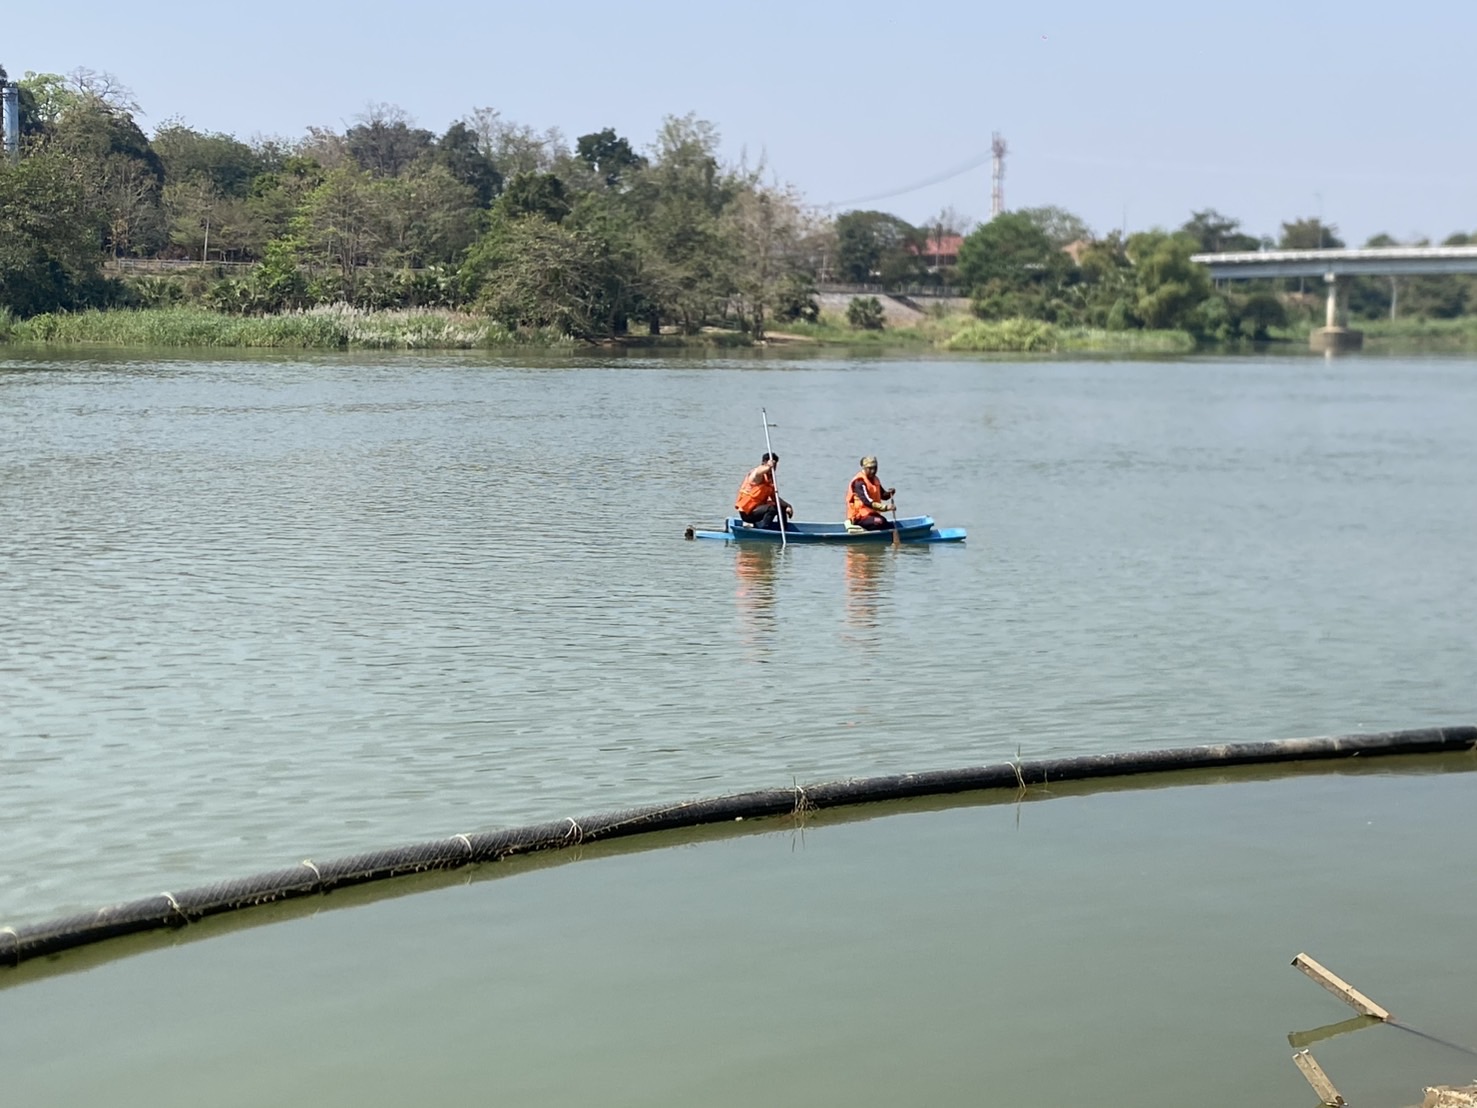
[{"left": 740, "top": 505, "right": 786, "bottom": 529}]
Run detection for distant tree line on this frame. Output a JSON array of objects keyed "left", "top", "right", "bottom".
[
  {"left": 837, "top": 204, "right": 1477, "bottom": 339},
  {"left": 3, "top": 65, "right": 1474, "bottom": 339},
  {"left": 0, "top": 68, "right": 824, "bottom": 339}
]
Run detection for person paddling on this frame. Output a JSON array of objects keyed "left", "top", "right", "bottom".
[
  {"left": 845, "top": 455, "right": 896, "bottom": 531},
  {"left": 735, "top": 452, "right": 795, "bottom": 530}
]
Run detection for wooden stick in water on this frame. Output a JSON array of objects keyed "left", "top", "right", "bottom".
[
  {"left": 1292, "top": 1049, "right": 1346, "bottom": 1106},
  {"left": 1292, "top": 953, "right": 1392, "bottom": 1020}
]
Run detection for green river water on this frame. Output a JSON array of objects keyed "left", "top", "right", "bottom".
[{"left": 1, "top": 348, "right": 1474, "bottom": 1105}]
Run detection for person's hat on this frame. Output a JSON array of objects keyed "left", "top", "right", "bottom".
[{"left": 860, "top": 455, "right": 878, "bottom": 468}]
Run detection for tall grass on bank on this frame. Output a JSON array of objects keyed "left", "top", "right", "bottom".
[
  {"left": 1270, "top": 315, "right": 1477, "bottom": 350},
  {"left": 771, "top": 309, "right": 970, "bottom": 346},
  {"left": 942, "top": 318, "right": 1197, "bottom": 355},
  {"left": 0, "top": 306, "right": 566, "bottom": 349},
  {"left": 1358, "top": 316, "right": 1477, "bottom": 350},
  {"left": 766, "top": 318, "right": 938, "bottom": 345}
]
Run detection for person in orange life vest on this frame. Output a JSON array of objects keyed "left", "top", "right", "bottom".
[
  {"left": 735, "top": 452, "right": 795, "bottom": 529},
  {"left": 846, "top": 455, "right": 896, "bottom": 530}
]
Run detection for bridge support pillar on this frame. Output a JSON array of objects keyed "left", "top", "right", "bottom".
[{"left": 1310, "top": 273, "right": 1363, "bottom": 352}]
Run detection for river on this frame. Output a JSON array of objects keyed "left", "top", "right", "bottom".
[{"left": 1, "top": 348, "right": 1474, "bottom": 931}]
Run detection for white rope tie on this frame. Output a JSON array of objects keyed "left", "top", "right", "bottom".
[
  {"left": 454, "top": 834, "right": 474, "bottom": 857},
  {"left": 564, "top": 817, "right": 585, "bottom": 844},
  {"left": 300, "top": 860, "right": 322, "bottom": 884},
  {"left": 161, "top": 892, "right": 187, "bottom": 924},
  {"left": 1, "top": 926, "right": 18, "bottom": 963}
]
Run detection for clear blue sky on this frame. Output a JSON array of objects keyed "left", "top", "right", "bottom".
[{"left": 7, "top": 0, "right": 1470, "bottom": 244}]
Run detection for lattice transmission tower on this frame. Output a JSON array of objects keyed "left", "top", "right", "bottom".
[{"left": 990, "top": 132, "right": 1007, "bottom": 218}]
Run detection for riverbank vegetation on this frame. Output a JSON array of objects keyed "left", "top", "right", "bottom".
[
  {"left": 3, "top": 64, "right": 1477, "bottom": 351},
  {"left": 0, "top": 305, "right": 546, "bottom": 348},
  {"left": 942, "top": 319, "right": 1197, "bottom": 355}
]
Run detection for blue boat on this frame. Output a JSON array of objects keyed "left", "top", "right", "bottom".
[{"left": 688, "top": 515, "right": 966, "bottom": 544}]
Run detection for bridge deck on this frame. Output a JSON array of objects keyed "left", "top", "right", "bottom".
[{"left": 1191, "top": 245, "right": 1477, "bottom": 279}]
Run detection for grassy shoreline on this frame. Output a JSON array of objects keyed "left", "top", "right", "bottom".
[
  {"left": 0, "top": 306, "right": 549, "bottom": 349},
  {"left": 5, "top": 305, "right": 1477, "bottom": 354}
]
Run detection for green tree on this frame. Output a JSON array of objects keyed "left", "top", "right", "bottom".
[
  {"left": 957, "top": 211, "right": 1060, "bottom": 292},
  {"left": 298, "top": 166, "right": 383, "bottom": 298},
  {"left": 375, "top": 164, "right": 479, "bottom": 267},
  {"left": 433, "top": 121, "right": 501, "bottom": 207},
  {"left": 1126, "top": 231, "right": 1212, "bottom": 330},
  {"left": 1017, "top": 205, "right": 1093, "bottom": 249},
  {"left": 1071, "top": 231, "right": 1136, "bottom": 326},
  {"left": 725, "top": 182, "right": 811, "bottom": 340},
  {"left": 1185, "top": 211, "right": 1257, "bottom": 252},
  {"left": 1342, "top": 231, "right": 1476, "bottom": 323},
  {"left": 1279, "top": 218, "right": 1343, "bottom": 250},
  {"left": 246, "top": 156, "right": 324, "bottom": 246},
  {"left": 1347, "top": 233, "right": 1398, "bottom": 319},
  {"left": 575, "top": 128, "right": 645, "bottom": 189},
  {"left": 467, "top": 215, "right": 607, "bottom": 337},
  {"left": 834, "top": 210, "right": 922, "bottom": 285},
  {"left": 15, "top": 71, "right": 76, "bottom": 130},
  {"left": 43, "top": 88, "right": 166, "bottom": 258},
  {"left": 0, "top": 149, "right": 105, "bottom": 314},
  {"left": 248, "top": 237, "right": 309, "bottom": 311},
  {"left": 163, "top": 179, "right": 258, "bottom": 261},
  {"left": 466, "top": 108, "right": 565, "bottom": 179},
  {"left": 1234, "top": 289, "right": 1288, "bottom": 339},
  {"left": 1397, "top": 242, "right": 1471, "bottom": 319},
  {"left": 495, "top": 171, "right": 570, "bottom": 223},
  {"left": 345, "top": 104, "right": 435, "bottom": 178},
  {"left": 846, "top": 295, "right": 885, "bottom": 330},
  {"left": 1180, "top": 209, "right": 1261, "bottom": 253},
  {"left": 625, "top": 114, "right": 739, "bottom": 333},
  {"left": 152, "top": 121, "right": 261, "bottom": 197},
  {"left": 100, "top": 156, "right": 164, "bottom": 258}
]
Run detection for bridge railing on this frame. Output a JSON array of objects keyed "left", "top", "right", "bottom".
[{"left": 1192, "top": 245, "right": 1477, "bottom": 280}]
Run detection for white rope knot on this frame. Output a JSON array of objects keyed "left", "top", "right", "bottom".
[
  {"left": 1, "top": 926, "right": 18, "bottom": 963},
  {"left": 300, "top": 859, "right": 322, "bottom": 884},
  {"left": 564, "top": 817, "right": 585, "bottom": 845},
  {"left": 454, "top": 834, "right": 474, "bottom": 857},
  {"left": 161, "top": 892, "right": 187, "bottom": 924}
]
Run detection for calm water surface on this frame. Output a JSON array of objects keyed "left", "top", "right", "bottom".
[
  {"left": 4, "top": 762, "right": 1476, "bottom": 1108},
  {"left": 2, "top": 349, "right": 1474, "bottom": 926}
]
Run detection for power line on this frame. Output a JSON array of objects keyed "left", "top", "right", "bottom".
[{"left": 826, "top": 146, "right": 997, "bottom": 209}]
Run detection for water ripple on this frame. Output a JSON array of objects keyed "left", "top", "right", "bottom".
[{"left": 1, "top": 352, "right": 1475, "bottom": 925}]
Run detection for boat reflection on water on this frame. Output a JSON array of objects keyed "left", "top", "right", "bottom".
[
  {"left": 731, "top": 543, "right": 918, "bottom": 656},
  {"left": 733, "top": 543, "right": 781, "bottom": 653},
  {"left": 843, "top": 545, "right": 893, "bottom": 637}
]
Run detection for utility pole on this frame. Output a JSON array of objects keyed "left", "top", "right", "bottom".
[{"left": 990, "top": 132, "right": 1007, "bottom": 219}]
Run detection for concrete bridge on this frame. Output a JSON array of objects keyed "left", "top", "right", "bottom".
[{"left": 1191, "top": 246, "right": 1477, "bottom": 351}]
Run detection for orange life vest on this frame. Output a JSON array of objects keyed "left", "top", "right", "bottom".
[
  {"left": 736, "top": 465, "right": 776, "bottom": 513},
  {"left": 846, "top": 470, "right": 886, "bottom": 522}
]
